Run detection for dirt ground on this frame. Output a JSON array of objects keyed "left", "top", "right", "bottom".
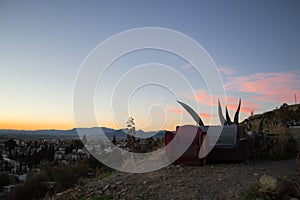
[{"left": 54, "top": 159, "right": 299, "bottom": 200}]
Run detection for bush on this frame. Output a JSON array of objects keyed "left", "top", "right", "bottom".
[
  {"left": 9, "top": 160, "right": 90, "bottom": 199},
  {"left": 267, "top": 134, "right": 298, "bottom": 160},
  {"left": 0, "top": 173, "right": 9, "bottom": 190},
  {"left": 50, "top": 160, "right": 89, "bottom": 191},
  {"left": 9, "top": 172, "right": 49, "bottom": 200},
  {"left": 248, "top": 128, "right": 298, "bottom": 160}
]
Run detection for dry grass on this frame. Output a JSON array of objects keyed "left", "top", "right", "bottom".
[
  {"left": 249, "top": 124, "right": 298, "bottom": 160},
  {"left": 293, "top": 154, "right": 300, "bottom": 198}
]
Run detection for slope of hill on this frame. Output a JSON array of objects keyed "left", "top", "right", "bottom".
[
  {"left": 52, "top": 159, "right": 299, "bottom": 200},
  {"left": 242, "top": 103, "right": 300, "bottom": 134}
]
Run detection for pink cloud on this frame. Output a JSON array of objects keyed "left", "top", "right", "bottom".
[
  {"left": 225, "top": 96, "right": 259, "bottom": 113},
  {"left": 227, "top": 103, "right": 256, "bottom": 114},
  {"left": 218, "top": 66, "right": 235, "bottom": 76},
  {"left": 225, "top": 70, "right": 300, "bottom": 104},
  {"left": 181, "top": 61, "right": 195, "bottom": 70},
  {"left": 188, "top": 90, "right": 259, "bottom": 114},
  {"left": 190, "top": 90, "right": 215, "bottom": 106},
  {"left": 165, "top": 104, "right": 214, "bottom": 119},
  {"left": 166, "top": 105, "right": 182, "bottom": 114},
  {"left": 199, "top": 113, "right": 214, "bottom": 119}
]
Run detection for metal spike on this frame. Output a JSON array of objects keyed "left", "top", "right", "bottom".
[
  {"left": 234, "top": 98, "right": 241, "bottom": 125},
  {"left": 225, "top": 106, "right": 232, "bottom": 125},
  {"left": 218, "top": 99, "right": 226, "bottom": 125},
  {"left": 177, "top": 100, "right": 205, "bottom": 126}
]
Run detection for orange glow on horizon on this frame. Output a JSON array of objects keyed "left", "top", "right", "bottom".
[
  {"left": 0, "top": 120, "right": 75, "bottom": 130},
  {"left": 0, "top": 120, "right": 176, "bottom": 131}
]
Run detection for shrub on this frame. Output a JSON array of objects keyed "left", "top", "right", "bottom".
[
  {"left": 0, "top": 173, "right": 9, "bottom": 190},
  {"left": 9, "top": 172, "right": 49, "bottom": 200},
  {"left": 248, "top": 127, "right": 298, "bottom": 160},
  {"left": 90, "top": 194, "right": 112, "bottom": 200},
  {"left": 50, "top": 160, "right": 89, "bottom": 191},
  {"left": 268, "top": 133, "right": 298, "bottom": 160}
]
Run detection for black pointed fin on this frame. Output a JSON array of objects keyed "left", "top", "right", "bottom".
[
  {"left": 177, "top": 100, "right": 205, "bottom": 126},
  {"left": 225, "top": 106, "right": 232, "bottom": 125},
  {"left": 218, "top": 99, "right": 226, "bottom": 125},
  {"left": 234, "top": 98, "right": 241, "bottom": 125}
]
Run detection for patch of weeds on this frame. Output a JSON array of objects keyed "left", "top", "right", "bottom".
[
  {"left": 248, "top": 131, "right": 298, "bottom": 161},
  {"left": 90, "top": 193, "right": 113, "bottom": 200},
  {"left": 96, "top": 171, "right": 112, "bottom": 181},
  {"left": 244, "top": 182, "right": 284, "bottom": 200},
  {"left": 244, "top": 182, "right": 264, "bottom": 200},
  {"left": 137, "top": 192, "right": 156, "bottom": 200}
]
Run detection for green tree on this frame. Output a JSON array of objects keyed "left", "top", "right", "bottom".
[
  {"left": 145, "top": 137, "right": 155, "bottom": 152},
  {"left": 73, "top": 139, "right": 84, "bottom": 150},
  {"left": 5, "top": 138, "right": 17, "bottom": 158},
  {"left": 9, "top": 172, "right": 49, "bottom": 200},
  {"left": 51, "top": 160, "right": 89, "bottom": 191}
]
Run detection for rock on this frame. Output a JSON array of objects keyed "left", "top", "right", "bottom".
[
  {"left": 103, "top": 184, "right": 110, "bottom": 190},
  {"left": 116, "top": 181, "right": 123, "bottom": 185},
  {"left": 259, "top": 175, "right": 279, "bottom": 191},
  {"left": 259, "top": 175, "right": 293, "bottom": 194}
]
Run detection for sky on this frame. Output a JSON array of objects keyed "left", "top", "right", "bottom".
[{"left": 0, "top": 0, "right": 299, "bottom": 131}]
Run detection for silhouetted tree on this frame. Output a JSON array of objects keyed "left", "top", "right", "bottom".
[
  {"left": 126, "top": 117, "right": 136, "bottom": 150},
  {"left": 82, "top": 135, "right": 87, "bottom": 146},
  {"left": 0, "top": 173, "right": 9, "bottom": 190},
  {"left": 112, "top": 135, "right": 116, "bottom": 145},
  {"left": 5, "top": 138, "right": 17, "bottom": 158},
  {"left": 73, "top": 139, "right": 84, "bottom": 151}
]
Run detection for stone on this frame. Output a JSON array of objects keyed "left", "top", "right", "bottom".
[
  {"left": 116, "top": 181, "right": 123, "bottom": 185},
  {"left": 103, "top": 184, "right": 110, "bottom": 190},
  {"left": 259, "top": 175, "right": 292, "bottom": 194},
  {"left": 259, "top": 175, "right": 279, "bottom": 191}
]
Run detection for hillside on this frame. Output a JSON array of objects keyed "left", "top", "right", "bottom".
[
  {"left": 49, "top": 104, "right": 300, "bottom": 200},
  {"left": 242, "top": 103, "right": 300, "bottom": 134},
  {"left": 52, "top": 159, "right": 299, "bottom": 200}
]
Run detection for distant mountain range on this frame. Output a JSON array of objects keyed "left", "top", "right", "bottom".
[{"left": 0, "top": 127, "right": 166, "bottom": 140}]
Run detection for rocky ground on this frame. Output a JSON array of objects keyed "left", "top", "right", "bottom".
[{"left": 52, "top": 159, "right": 299, "bottom": 200}]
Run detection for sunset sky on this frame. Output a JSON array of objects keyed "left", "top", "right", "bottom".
[{"left": 1, "top": 1, "right": 299, "bottom": 131}]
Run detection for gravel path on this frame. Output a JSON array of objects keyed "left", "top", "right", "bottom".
[{"left": 55, "top": 159, "right": 299, "bottom": 200}]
